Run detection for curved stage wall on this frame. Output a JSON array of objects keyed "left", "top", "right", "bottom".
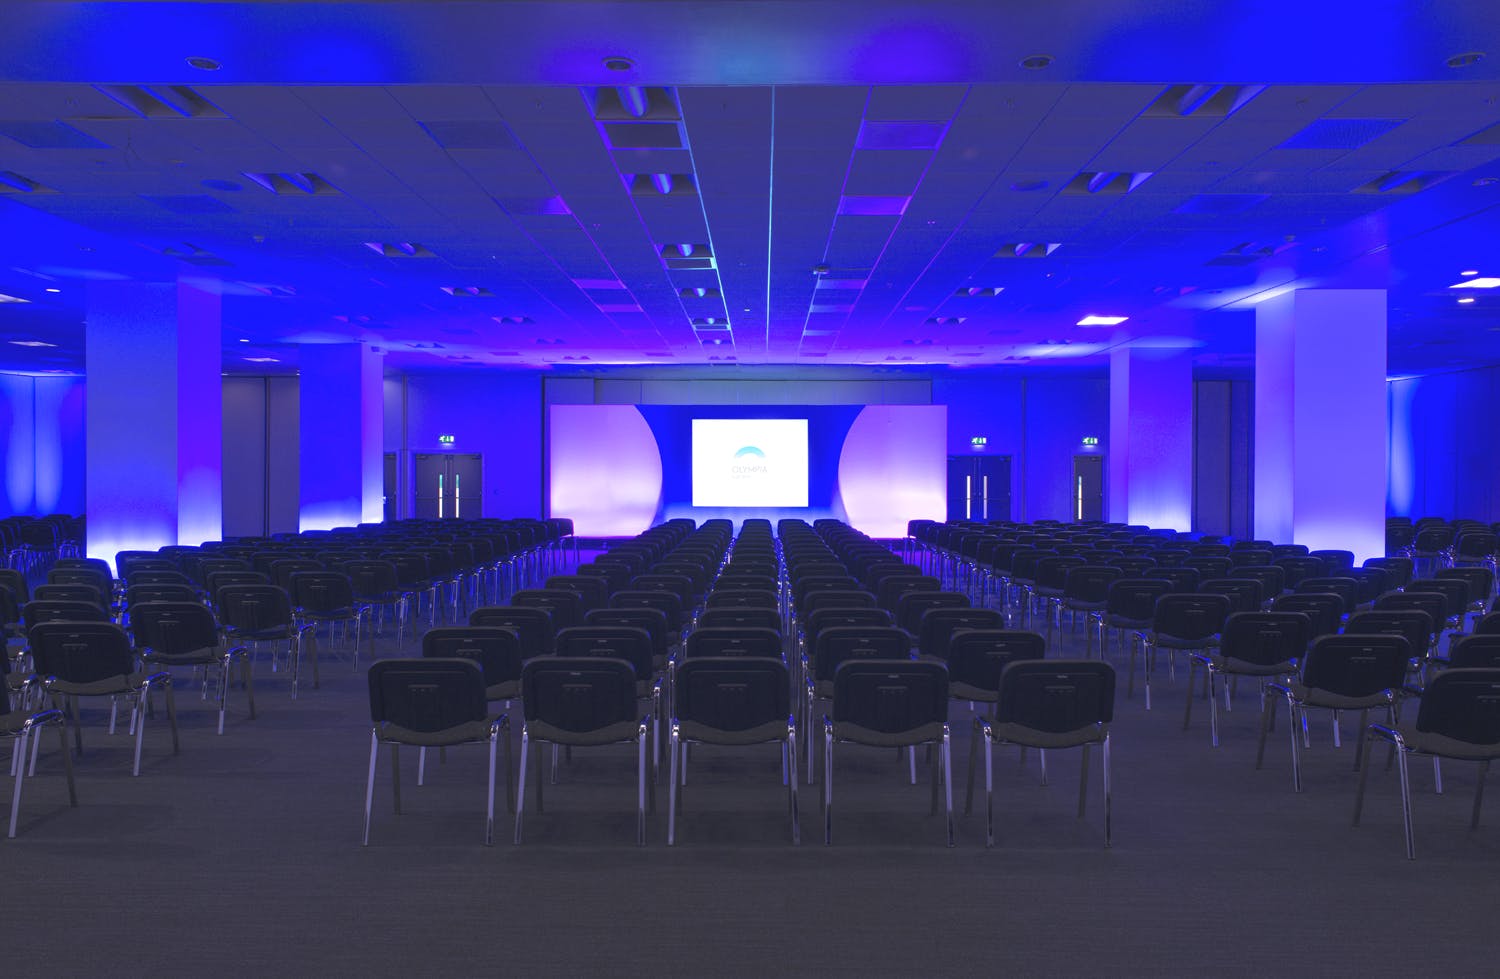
[{"left": 549, "top": 403, "right": 945, "bottom": 538}]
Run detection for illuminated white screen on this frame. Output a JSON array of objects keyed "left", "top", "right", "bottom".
[{"left": 692, "top": 419, "right": 809, "bottom": 507}]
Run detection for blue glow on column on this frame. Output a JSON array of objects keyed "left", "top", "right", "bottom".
[
  {"left": 1109, "top": 347, "right": 1192, "bottom": 530},
  {"left": 1256, "top": 289, "right": 1387, "bottom": 563},
  {"left": 0, "top": 374, "right": 35, "bottom": 513},
  {"left": 32, "top": 375, "right": 84, "bottom": 515},
  {"left": 1386, "top": 378, "right": 1415, "bottom": 517},
  {"left": 299, "top": 343, "right": 384, "bottom": 531},
  {"left": 175, "top": 282, "right": 223, "bottom": 546}
]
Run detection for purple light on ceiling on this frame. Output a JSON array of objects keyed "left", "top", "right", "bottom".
[{"left": 838, "top": 195, "right": 909, "bottom": 216}]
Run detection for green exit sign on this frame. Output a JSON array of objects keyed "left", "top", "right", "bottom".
[
  {"left": 438, "top": 434, "right": 456, "bottom": 446},
  {"left": 1081, "top": 436, "right": 1099, "bottom": 446},
  {"left": 969, "top": 436, "right": 987, "bottom": 447}
]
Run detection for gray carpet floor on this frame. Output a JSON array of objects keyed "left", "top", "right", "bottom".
[{"left": 6, "top": 607, "right": 1497, "bottom": 977}]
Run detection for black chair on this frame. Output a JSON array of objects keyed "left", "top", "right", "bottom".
[
  {"left": 555, "top": 625, "right": 662, "bottom": 775},
  {"left": 125, "top": 583, "right": 201, "bottom": 609},
  {"left": 289, "top": 571, "right": 371, "bottom": 672},
  {"left": 682, "top": 627, "right": 783, "bottom": 660},
  {"left": 129, "top": 601, "right": 254, "bottom": 735},
  {"left": 822, "top": 659, "right": 952, "bottom": 847},
  {"left": 1056, "top": 566, "right": 1123, "bottom": 655},
  {"left": 421, "top": 627, "right": 524, "bottom": 702},
  {"left": 1229, "top": 565, "right": 1286, "bottom": 603},
  {"left": 362, "top": 658, "right": 511, "bottom": 846},
  {"left": 705, "top": 588, "right": 780, "bottom": 610},
  {"left": 29, "top": 621, "right": 179, "bottom": 776},
  {"left": 345, "top": 559, "right": 414, "bottom": 648},
  {"left": 1183, "top": 611, "right": 1311, "bottom": 746},
  {"left": 1091, "top": 578, "right": 1173, "bottom": 662},
  {"left": 1131, "top": 593, "right": 1231, "bottom": 710},
  {"left": 511, "top": 588, "right": 586, "bottom": 634},
  {"left": 1296, "top": 577, "right": 1360, "bottom": 618},
  {"left": 1447, "top": 634, "right": 1500, "bottom": 669},
  {"left": 1, "top": 664, "right": 75, "bottom": 837},
  {"left": 583, "top": 607, "right": 671, "bottom": 670},
  {"left": 1258, "top": 634, "right": 1412, "bottom": 791},
  {"left": 965, "top": 660, "right": 1115, "bottom": 847},
  {"left": 668, "top": 657, "right": 798, "bottom": 845},
  {"left": 216, "top": 584, "right": 317, "bottom": 698},
  {"left": 514, "top": 657, "right": 653, "bottom": 846},
  {"left": 1198, "top": 578, "right": 1264, "bottom": 615},
  {"left": 695, "top": 606, "right": 782, "bottom": 635},
  {"left": 945, "top": 629, "right": 1046, "bottom": 711},
  {"left": 895, "top": 591, "right": 970, "bottom": 637},
  {"left": 469, "top": 605, "right": 555, "bottom": 660},
  {"left": 32, "top": 584, "right": 108, "bottom": 609},
  {"left": 804, "top": 625, "right": 912, "bottom": 783},
  {"left": 1270, "top": 593, "right": 1345, "bottom": 639},
  {"left": 916, "top": 606, "right": 1007, "bottom": 662},
  {"left": 1354, "top": 668, "right": 1500, "bottom": 859},
  {"left": 1344, "top": 610, "right": 1434, "bottom": 669}
]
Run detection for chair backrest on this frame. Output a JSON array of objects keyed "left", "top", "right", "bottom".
[
  {"left": 1473, "top": 611, "right": 1500, "bottom": 636},
  {"left": 28, "top": 620, "right": 135, "bottom": 683},
  {"left": 1364, "top": 556, "right": 1414, "bottom": 590},
  {"left": 799, "top": 589, "right": 876, "bottom": 615},
  {"left": 289, "top": 571, "right": 356, "bottom": 614},
  {"left": 0, "top": 567, "right": 31, "bottom": 604},
  {"left": 1183, "top": 556, "right": 1233, "bottom": 578},
  {"left": 895, "top": 591, "right": 970, "bottom": 634},
  {"left": 628, "top": 574, "right": 696, "bottom": 608},
  {"left": 1448, "top": 635, "right": 1500, "bottom": 670},
  {"left": 830, "top": 659, "right": 949, "bottom": 732},
  {"left": 945, "top": 629, "right": 1046, "bottom": 696},
  {"left": 127, "top": 569, "right": 193, "bottom": 589},
  {"left": 875, "top": 574, "right": 940, "bottom": 612},
  {"left": 609, "top": 589, "right": 685, "bottom": 627},
  {"left": 1343, "top": 609, "right": 1434, "bottom": 654},
  {"left": 520, "top": 657, "right": 638, "bottom": 729},
  {"left": 511, "top": 588, "right": 585, "bottom": 632},
  {"left": 1404, "top": 578, "right": 1469, "bottom": 620},
  {"left": 368, "top": 658, "right": 488, "bottom": 730},
  {"left": 673, "top": 657, "right": 789, "bottom": 731},
  {"left": 46, "top": 567, "right": 111, "bottom": 605},
  {"left": 544, "top": 575, "right": 610, "bottom": 612},
  {"left": 216, "top": 584, "right": 295, "bottom": 634},
  {"left": 1411, "top": 668, "right": 1500, "bottom": 745},
  {"left": 128, "top": 600, "right": 221, "bottom": 655},
  {"left": 1198, "top": 578, "right": 1263, "bottom": 614},
  {"left": 705, "top": 588, "right": 780, "bottom": 610},
  {"left": 1151, "top": 593, "right": 1231, "bottom": 641},
  {"left": 1300, "top": 634, "right": 1412, "bottom": 697},
  {"left": 994, "top": 660, "right": 1115, "bottom": 732},
  {"left": 420, "top": 626, "right": 523, "bottom": 689},
  {"left": 344, "top": 560, "right": 402, "bottom": 599},
  {"left": 1103, "top": 578, "right": 1174, "bottom": 621},
  {"left": 33, "top": 583, "right": 106, "bottom": 607},
  {"left": 695, "top": 607, "right": 783, "bottom": 635},
  {"left": 917, "top": 607, "right": 1007, "bottom": 661},
  {"left": 1309, "top": 549, "right": 1355, "bottom": 571},
  {"left": 1034, "top": 556, "right": 1087, "bottom": 591},
  {"left": 1275, "top": 556, "right": 1329, "bottom": 588},
  {"left": 1269, "top": 593, "right": 1344, "bottom": 638},
  {"left": 1062, "top": 565, "right": 1123, "bottom": 604},
  {"left": 813, "top": 625, "right": 911, "bottom": 683},
  {"left": 269, "top": 559, "right": 325, "bottom": 592},
  {"left": 1435, "top": 566, "right": 1494, "bottom": 608},
  {"left": 1217, "top": 611, "right": 1311, "bottom": 668},
  {"left": 1149, "top": 566, "right": 1202, "bottom": 593},
  {"left": 683, "top": 626, "right": 784, "bottom": 660},
  {"left": 1295, "top": 577, "right": 1360, "bottom": 615},
  {"left": 1229, "top": 565, "right": 1286, "bottom": 599},
  {"left": 554, "top": 625, "right": 655, "bottom": 680},
  {"left": 22, "top": 599, "right": 110, "bottom": 631},
  {"left": 468, "top": 605, "right": 555, "bottom": 658}
]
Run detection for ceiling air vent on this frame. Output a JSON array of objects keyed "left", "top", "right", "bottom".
[
  {"left": 1351, "top": 171, "right": 1450, "bottom": 194},
  {"left": 993, "top": 242, "right": 1060, "bottom": 259},
  {"left": 592, "top": 87, "right": 681, "bottom": 122},
  {"left": 629, "top": 173, "right": 697, "bottom": 196},
  {"left": 954, "top": 287, "right": 1002, "bottom": 297},
  {"left": 364, "top": 242, "right": 435, "bottom": 258},
  {"left": 1062, "top": 171, "right": 1152, "bottom": 195},
  {"left": 242, "top": 172, "right": 340, "bottom": 196},
  {"left": 925, "top": 316, "right": 966, "bottom": 326},
  {"left": 679, "top": 287, "right": 721, "bottom": 299},
  {"left": 0, "top": 171, "right": 53, "bottom": 194},
  {"left": 1143, "top": 84, "right": 1264, "bottom": 118},
  {"left": 1206, "top": 240, "right": 1296, "bottom": 267},
  {"left": 492, "top": 315, "right": 534, "bottom": 325},
  {"left": 161, "top": 243, "right": 231, "bottom": 266},
  {"left": 1279, "top": 118, "right": 1403, "bottom": 150},
  {"left": 661, "top": 244, "right": 715, "bottom": 270},
  {"left": 95, "top": 85, "right": 225, "bottom": 119},
  {"left": 440, "top": 286, "right": 494, "bottom": 297}
]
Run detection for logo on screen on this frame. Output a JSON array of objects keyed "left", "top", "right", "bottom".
[{"left": 731, "top": 445, "right": 768, "bottom": 476}]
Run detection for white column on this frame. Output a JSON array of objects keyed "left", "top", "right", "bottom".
[
  {"left": 298, "top": 343, "right": 384, "bottom": 530},
  {"left": 1254, "top": 289, "right": 1386, "bottom": 561},
  {"left": 1108, "top": 347, "right": 1193, "bottom": 530}
]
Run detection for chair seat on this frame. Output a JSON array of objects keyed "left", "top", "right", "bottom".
[
  {"left": 485, "top": 680, "right": 519, "bottom": 701},
  {"left": 143, "top": 649, "right": 222, "bottom": 667},
  {"left": 1392, "top": 725, "right": 1500, "bottom": 761},
  {"left": 678, "top": 718, "right": 788, "bottom": 746},
  {"left": 1103, "top": 615, "right": 1151, "bottom": 630},
  {"left": 987, "top": 720, "right": 1106, "bottom": 750},
  {"left": 226, "top": 627, "right": 297, "bottom": 641},
  {"left": 377, "top": 716, "right": 502, "bottom": 747},
  {"left": 527, "top": 717, "right": 642, "bottom": 747},
  {"left": 831, "top": 719, "right": 946, "bottom": 748},
  {"left": 46, "top": 672, "right": 155, "bottom": 697},
  {"left": 1153, "top": 633, "right": 1220, "bottom": 649},
  {"left": 1206, "top": 654, "right": 1298, "bottom": 676},
  {"left": 1283, "top": 681, "right": 1394, "bottom": 711},
  {"left": 1063, "top": 599, "right": 1109, "bottom": 612}
]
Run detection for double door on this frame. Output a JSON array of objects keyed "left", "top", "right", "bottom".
[
  {"left": 414, "top": 453, "right": 483, "bottom": 519},
  {"left": 947, "top": 455, "right": 1011, "bottom": 522}
]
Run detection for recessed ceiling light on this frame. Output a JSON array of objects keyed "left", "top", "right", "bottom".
[
  {"left": 1009, "top": 179, "right": 1049, "bottom": 192},
  {"left": 1451, "top": 277, "right": 1500, "bottom": 289},
  {"left": 9, "top": 339, "right": 56, "bottom": 347},
  {"left": 1446, "top": 51, "right": 1486, "bottom": 69},
  {"left": 186, "top": 56, "right": 221, "bottom": 71},
  {"left": 1458, "top": 297, "right": 1476, "bottom": 304},
  {"left": 244, "top": 356, "right": 279, "bottom": 363},
  {"left": 1020, "top": 54, "right": 1055, "bottom": 70},
  {"left": 603, "top": 56, "right": 634, "bottom": 72},
  {"left": 0, "top": 293, "right": 29, "bottom": 304},
  {"left": 1077, "top": 315, "right": 1128, "bottom": 326},
  {"left": 238, "top": 338, "right": 250, "bottom": 343},
  {"left": 43, "top": 287, "right": 60, "bottom": 293},
  {"left": 1461, "top": 269, "right": 1480, "bottom": 276}
]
